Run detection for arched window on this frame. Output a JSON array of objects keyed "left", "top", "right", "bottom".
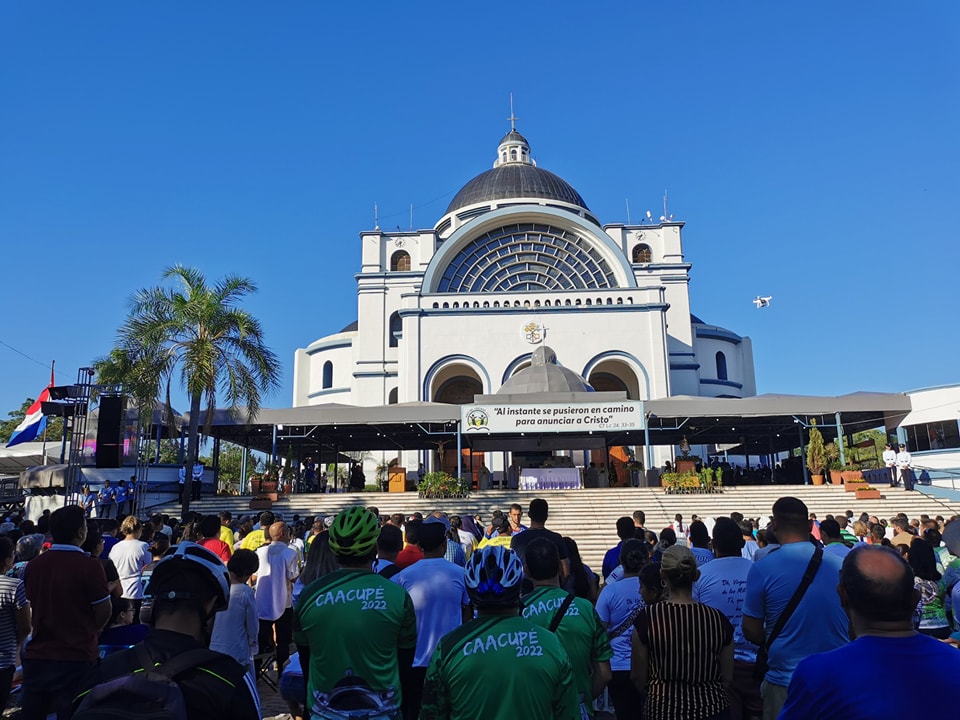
[
  {"left": 322, "top": 361, "right": 333, "bottom": 389},
  {"left": 388, "top": 387, "right": 398, "bottom": 404},
  {"left": 390, "top": 250, "right": 411, "bottom": 272},
  {"left": 633, "top": 244, "right": 652, "bottom": 263},
  {"left": 389, "top": 312, "right": 402, "bottom": 348},
  {"left": 716, "top": 351, "right": 728, "bottom": 381}
]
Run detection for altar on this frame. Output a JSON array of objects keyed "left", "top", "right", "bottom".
[{"left": 519, "top": 467, "right": 581, "bottom": 490}]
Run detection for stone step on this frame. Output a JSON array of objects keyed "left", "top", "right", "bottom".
[{"left": 154, "top": 486, "right": 960, "bottom": 573}]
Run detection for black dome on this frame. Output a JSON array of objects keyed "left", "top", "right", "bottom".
[{"left": 446, "top": 164, "right": 588, "bottom": 214}]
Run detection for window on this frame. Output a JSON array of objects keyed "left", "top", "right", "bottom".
[
  {"left": 904, "top": 420, "right": 960, "bottom": 452},
  {"left": 322, "top": 361, "right": 333, "bottom": 389},
  {"left": 435, "top": 222, "right": 617, "bottom": 293},
  {"left": 389, "top": 312, "right": 402, "bottom": 348},
  {"left": 390, "top": 250, "right": 411, "bottom": 272},
  {"left": 388, "top": 388, "right": 398, "bottom": 404},
  {"left": 715, "top": 352, "right": 728, "bottom": 381},
  {"left": 633, "top": 244, "right": 652, "bottom": 263}
]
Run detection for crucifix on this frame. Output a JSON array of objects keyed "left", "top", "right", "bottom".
[{"left": 507, "top": 93, "right": 519, "bottom": 131}]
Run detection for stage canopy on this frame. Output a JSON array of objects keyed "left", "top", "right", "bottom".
[{"left": 189, "top": 391, "right": 911, "bottom": 461}]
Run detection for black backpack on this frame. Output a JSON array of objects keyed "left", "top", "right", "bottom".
[{"left": 72, "top": 645, "right": 224, "bottom": 719}]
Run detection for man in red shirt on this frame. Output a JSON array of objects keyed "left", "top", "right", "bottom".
[
  {"left": 396, "top": 518, "right": 424, "bottom": 569},
  {"left": 199, "top": 514, "right": 233, "bottom": 562},
  {"left": 22, "top": 504, "right": 110, "bottom": 720}
]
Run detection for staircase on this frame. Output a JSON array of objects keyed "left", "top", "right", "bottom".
[{"left": 155, "top": 486, "right": 960, "bottom": 573}]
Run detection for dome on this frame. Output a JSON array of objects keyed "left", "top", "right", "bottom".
[
  {"left": 445, "top": 128, "right": 589, "bottom": 214},
  {"left": 497, "top": 347, "right": 594, "bottom": 394},
  {"left": 499, "top": 129, "right": 528, "bottom": 145},
  {"left": 446, "top": 164, "right": 588, "bottom": 214}
]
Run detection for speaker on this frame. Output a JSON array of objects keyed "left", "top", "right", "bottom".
[{"left": 96, "top": 396, "right": 126, "bottom": 468}]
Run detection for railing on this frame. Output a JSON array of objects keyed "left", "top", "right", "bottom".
[{"left": 911, "top": 464, "right": 960, "bottom": 493}]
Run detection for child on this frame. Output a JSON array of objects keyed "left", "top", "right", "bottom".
[{"left": 210, "top": 549, "right": 260, "bottom": 675}]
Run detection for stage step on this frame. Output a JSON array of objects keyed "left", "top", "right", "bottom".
[{"left": 153, "top": 486, "right": 960, "bottom": 573}]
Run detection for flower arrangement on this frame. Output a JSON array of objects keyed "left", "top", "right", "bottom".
[
  {"left": 417, "top": 471, "right": 471, "bottom": 500},
  {"left": 662, "top": 467, "right": 724, "bottom": 494}
]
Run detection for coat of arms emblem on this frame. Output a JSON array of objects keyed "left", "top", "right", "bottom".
[{"left": 522, "top": 322, "right": 544, "bottom": 344}]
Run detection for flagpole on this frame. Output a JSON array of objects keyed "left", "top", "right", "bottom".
[{"left": 41, "top": 361, "right": 55, "bottom": 464}]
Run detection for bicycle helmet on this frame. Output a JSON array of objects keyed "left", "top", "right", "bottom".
[
  {"left": 144, "top": 541, "right": 230, "bottom": 613},
  {"left": 328, "top": 506, "right": 380, "bottom": 558},
  {"left": 464, "top": 545, "right": 524, "bottom": 609}
]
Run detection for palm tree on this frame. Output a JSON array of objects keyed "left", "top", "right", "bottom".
[{"left": 108, "top": 265, "right": 281, "bottom": 514}]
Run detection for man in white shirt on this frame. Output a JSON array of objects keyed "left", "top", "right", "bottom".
[
  {"left": 882, "top": 443, "right": 897, "bottom": 486},
  {"left": 192, "top": 461, "right": 204, "bottom": 501},
  {"left": 896, "top": 444, "right": 914, "bottom": 491},
  {"left": 254, "top": 522, "right": 300, "bottom": 672},
  {"left": 391, "top": 516, "right": 470, "bottom": 718}
]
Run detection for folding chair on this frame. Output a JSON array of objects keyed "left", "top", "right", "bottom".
[{"left": 253, "top": 650, "right": 279, "bottom": 692}]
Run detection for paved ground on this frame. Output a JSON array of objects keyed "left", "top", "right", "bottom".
[{"left": 257, "top": 666, "right": 294, "bottom": 720}]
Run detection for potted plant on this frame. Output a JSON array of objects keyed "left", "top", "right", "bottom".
[
  {"left": 854, "top": 485, "right": 881, "bottom": 500},
  {"left": 249, "top": 496, "right": 273, "bottom": 510},
  {"left": 417, "top": 471, "right": 471, "bottom": 500},
  {"left": 807, "top": 420, "right": 827, "bottom": 485},
  {"left": 825, "top": 443, "right": 843, "bottom": 485},
  {"left": 841, "top": 465, "right": 864, "bottom": 484}
]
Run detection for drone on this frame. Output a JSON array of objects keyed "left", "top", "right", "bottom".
[{"left": 753, "top": 296, "right": 773, "bottom": 309}]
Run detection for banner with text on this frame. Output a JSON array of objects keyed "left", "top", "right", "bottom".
[{"left": 462, "top": 401, "right": 644, "bottom": 434}]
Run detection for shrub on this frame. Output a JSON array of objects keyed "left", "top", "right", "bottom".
[{"left": 417, "top": 471, "right": 471, "bottom": 499}]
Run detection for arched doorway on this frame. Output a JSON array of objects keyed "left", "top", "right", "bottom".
[
  {"left": 588, "top": 360, "right": 642, "bottom": 485},
  {"left": 431, "top": 367, "right": 484, "bottom": 481}
]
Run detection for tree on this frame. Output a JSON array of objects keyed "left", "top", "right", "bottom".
[
  {"left": 108, "top": 265, "right": 281, "bottom": 515},
  {"left": 806, "top": 420, "right": 827, "bottom": 477},
  {"left": 217, "top": 443, "right": 258, "bottom": 494},
  {"left": 0, "top": 398, "right": 64, "bottom": 446}
]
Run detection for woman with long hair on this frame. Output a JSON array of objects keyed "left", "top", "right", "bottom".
[
  {"left": 449, "top": 515, "right": 476, "bottom": 561},
  {"left": 292, "top": 532, "right": 339, "bottom": 605},
  {"left": 562, "top": 536, "right": 599, "bottom": 604},
  {"left": 631, "top": 545, "right": 733, "bottom": 720},
  {"left": 908, "top": 538, "right": 950, "bottom": 639}
]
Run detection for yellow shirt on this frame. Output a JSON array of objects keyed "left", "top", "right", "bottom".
[
  {"left": 219, "top": 525, "right": 235, "bottom": 548},
  {"left": 240, "top": 528, "right": 267, "bottom": 551},
  {"left": 477, "top": 535, "right": 513, "bottom": 549}
]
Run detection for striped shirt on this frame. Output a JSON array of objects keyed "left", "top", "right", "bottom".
[
  {"left": 635, "top": 601, "right": 733, "bottom": 720},
  {"left": 0, "top": 575, "right": 27, "bottom": 668}
]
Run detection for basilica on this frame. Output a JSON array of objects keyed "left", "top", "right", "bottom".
[{"left": 292, "top": 127, "right": 756, "bottom": 473}]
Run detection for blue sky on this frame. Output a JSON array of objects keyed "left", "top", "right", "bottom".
[{"left": 2, "top": 2, "right": 958, "bottom": 416}]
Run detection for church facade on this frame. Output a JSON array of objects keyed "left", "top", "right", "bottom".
[{"left": 293, "top": 128, "right": 756, "bottom": 470}]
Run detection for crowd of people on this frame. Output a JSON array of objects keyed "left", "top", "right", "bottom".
[{"left": 0, "top": 494, "right": 958, "bottom": 719}]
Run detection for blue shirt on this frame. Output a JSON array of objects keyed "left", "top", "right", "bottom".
[
  {"left": 780, "top": 633, "right": 960, "bottom": 719},
  {"left": 601, "top": 542, "right": 623, "bottom": 580},
  {"left": 743, "top": 541, "right": 848, "bottom": 687},
  {"left": 691, "top": 545, "right": 715, "bottom": 566},
  {"left": 693, "top": 556, "right": 757, "bottom": 663}
]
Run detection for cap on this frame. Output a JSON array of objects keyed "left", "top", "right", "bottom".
[
  {"left": 899, "top": 443, "right": 906, "bottom": 448},
  {"left": 491, "top": 515, "right": 510, "bottom": 532},
  {"left": 424, "top": 515, "right": 451, "bottom": 532}
]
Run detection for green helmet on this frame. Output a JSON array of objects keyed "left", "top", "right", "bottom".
[{"left": 328, "top": 506, "right": 380, "bottom": 558}]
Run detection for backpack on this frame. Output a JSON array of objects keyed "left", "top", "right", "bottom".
[{"left": 72, "top": 645, "right": 224, "bottom": 719}]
